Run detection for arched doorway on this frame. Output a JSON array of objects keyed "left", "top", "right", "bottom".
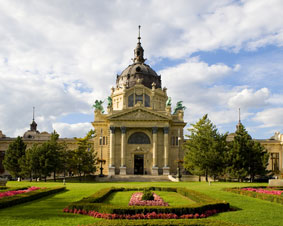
[{"left": 128, "top": 132, "right": 150, "bottom": 175}]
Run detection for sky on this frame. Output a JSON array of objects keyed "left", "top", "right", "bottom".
[{"left": 0, "top": 0, "right": 283, "bottom": 139}]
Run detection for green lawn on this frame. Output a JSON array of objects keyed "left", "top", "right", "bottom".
[
  {"left": 154, "top": 190, "right": 196, "bottom": 205},
  {"left": 104, "top": 191, "right": 135, "bottom": 205},
  {"left": 0, "top": 181, "right": 282, "bottom": 226}
]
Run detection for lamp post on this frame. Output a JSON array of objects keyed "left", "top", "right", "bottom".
[
  {"left": 177, "top": 129, "right": 182, "bottom": 181},
  {"left": 99, "top": 128, "right": 104, "bottom": 177}
]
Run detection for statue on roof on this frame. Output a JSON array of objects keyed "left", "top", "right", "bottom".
[
  {"left": 93, "top": 100, "right": 104, "bottom": 113},
  {"left": 166, "top": 97, "right": 172, "bottom": 106},
  {"left": 173, "top": 101, "right": 186, "bottom": 114},
  {"left": 107, "top": 96, "right": 112, "bottom": 107}
]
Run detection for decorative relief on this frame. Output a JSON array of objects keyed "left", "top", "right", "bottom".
[{"left": 111, "top": 110, "right": 168, "bottom": 121}]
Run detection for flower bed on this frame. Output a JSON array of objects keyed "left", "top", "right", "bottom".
[
  {"left": 224, "top": 187, "right": 283, "bottom": 205},
  {"left": 0, "top": 186, "right": 66, "bottom": 209},
  {"left": 0, "top": 187, "right": 41, "bottom": 199},
  {"left": 63, "top": 207, "right": 220, "bottom": 219},
  {"left": 64, "top": 187, "right": 230, "bottom": 218},
  {"left": 129, "top": 192, "right": 169, "bottom": 206},
  {"left": 82, "top": 218, "right": 251, "bottom": 226},
  {"left": 241, "top": 187, "right": 283, "bottom": 195}
]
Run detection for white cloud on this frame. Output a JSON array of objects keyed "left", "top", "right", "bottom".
[
  {"left": 228, "top": 88, "right": 270, "bottom": 109},
  {"left": 0, "top": 0, "right": 283, "bottom": 138},
  {"left": 253, "top": 108, "right": 283, "bottom": 128},
  {"left": 52, "top": 122, "right": 93, "bottom": 138}
]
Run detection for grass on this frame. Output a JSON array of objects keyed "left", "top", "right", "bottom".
[
  {"left": 104, "top": 191, "right": 135, "bottom": 205},
  {"left": 154, "top": 190, "right": 196, "bottom": 205},
  {"left": 0, "top": 181, "right": 282, "bottom": 226}
]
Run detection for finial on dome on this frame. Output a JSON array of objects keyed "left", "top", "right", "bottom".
[
  {"left": 33, "top": 106, "right": 35, "bottom": 121},
  {"left": 236, "top": 108, "right": 242, "bottom": 131},
  {"left": 134, "top": 25, "right": 145, "bottom": 63},
  {"left": 138, "top": 25, "right": 141, "bottom": 44}
]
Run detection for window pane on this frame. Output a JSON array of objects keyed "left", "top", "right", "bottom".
[
  {"left": 128, "top": 94, "right": 134, "bottom": 107},
  {"left": 128, "top": 132, "right": 150, "bottom": 144},
  {"left": 145, "top": 94, "right": 150, "bottom": 107},
  {"left": 135, "top": 94, "right": 143, "bottom": 104}
]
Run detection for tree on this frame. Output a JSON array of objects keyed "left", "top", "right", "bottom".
[
  {"left": 183, "top": 114, "right": 228, "bottom": 181},
  {"left": 3, "top": 136, "right": 26, "bottom": 179},
  {"left": 72, "top": 130, "right": 98, "bottom": 180},
  {"left": 226, "top": 123, "right": 269, "bottom": 182}
]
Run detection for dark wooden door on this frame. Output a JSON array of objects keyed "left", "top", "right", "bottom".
[{"left": 134, "top": 154, "right": 144, "bottom": 175}]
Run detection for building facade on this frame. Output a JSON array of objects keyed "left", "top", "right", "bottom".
[{"left": 92, "top": 32, "right": 186, "bottom": 176}]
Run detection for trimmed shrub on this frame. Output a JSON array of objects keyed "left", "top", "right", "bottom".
[
  {"left": 65, "top": 187, "right": 230, "bottom": 216},
  {"left": 141, "top": 190, "right": 154, "bottom": 201},
  {"left": 84, "top": 219, "right": 250, "bottom": 226},
  {"left": 224, "top": 187, "right": 283, "bottom": 205},
  {"left": 0, "top": 186, "right": 66, "bottom": 209}
]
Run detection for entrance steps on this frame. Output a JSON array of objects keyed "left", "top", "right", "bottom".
[{"left": 95, "top": 175, "right": 171, "bottom": 182}]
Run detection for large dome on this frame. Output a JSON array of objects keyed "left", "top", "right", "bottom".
[
  {"left": 116, "top": 28, "right": 161, "bottom": 89},
  {"left": 116, "top": 62, "right": 161, "bottom": 89}
]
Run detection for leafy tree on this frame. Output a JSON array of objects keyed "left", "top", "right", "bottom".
[
  {"left": 3, "top": 136, "right": 26, "bottom": 179},
  {"left": 226, "top": 123, "right": 269, "bottom": 182},
  {"left": 183, "top": 114, "right": 228, "bottom": 181},
  {"left": 72, "top": 130, "right": 98, "bottom": 180}
]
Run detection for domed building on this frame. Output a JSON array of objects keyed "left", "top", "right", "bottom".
[{"left": 92, "top": 28, "right": 186, "bottom": 176}]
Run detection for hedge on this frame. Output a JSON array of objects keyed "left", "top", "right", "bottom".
[
  {"left": 0, "top": 186, "right": 29, "bottom": 192},
  {"left": 84, "top": 219, "right": 249, "bottom": 226},
  {"left": 224, "top": 187, "right": 283, "bottom": 205},
  {"left": 66, "top": 187, "right": 229, "bottom": 216},
  {"left": 0, "top": 186, "right": 66, "bottom": 209}
]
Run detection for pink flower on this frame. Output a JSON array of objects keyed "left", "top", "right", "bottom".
[{"left": 0, "top": 187, "right": 41, "bottom": 199}]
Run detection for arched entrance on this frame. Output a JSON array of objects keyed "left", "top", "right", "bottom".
[{"left": 128, "top": 132, "right": 150, "bottom": 175}]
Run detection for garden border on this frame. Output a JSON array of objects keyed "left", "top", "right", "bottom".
[
  {"left": 224, "top": 187, "right": 283, "bottom": 205},
  {"left": 66, "top": 186, "right": 229, "bottom": 216},
  {"left": 0, "top": 186, "right": 66, "bottom": 209},
  {"left": 86, "top": 218, "right": 250, "bottom": 226}
]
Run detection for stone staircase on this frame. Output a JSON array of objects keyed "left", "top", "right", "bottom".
[{"left": 95, "top": 175, "right": 171, "bottom": 182}]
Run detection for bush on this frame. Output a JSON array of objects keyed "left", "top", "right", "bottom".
[
  {"left": 85, "top": 219, "right": 249, "bottom": 226},
  {"left": 142, "top": 190, "right": 154, "bottom": 201},
  {"left": 0, "top": 186, "right": 66, "bottom": 209},
  {"left": 224, "top": 187, "right": 283, "bottom": 205},
  {"left": 65, "top": 187, "right": 230, "bottom": 216}
]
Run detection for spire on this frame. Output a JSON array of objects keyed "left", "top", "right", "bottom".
[
  {"left": 138, "top": 25, "right": 141, "bottom": 44},
  {"left": 33, "top": 106, "right": 35, "bottom": 121},
  {"left": 236, "top": 108, "right": 242, "bottom": 131},
  {"left": 133, "top": 25, "right": 145, "bottom": 63},
  {"left": 30, "top": 106, "right": 37, "bottom": 132}
]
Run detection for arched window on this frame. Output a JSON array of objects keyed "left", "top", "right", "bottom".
[{"left": 128, "top": 132, "right": 150, "bottom": 144}]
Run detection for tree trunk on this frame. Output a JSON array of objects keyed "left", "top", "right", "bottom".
[
  {"left": 44, "top": 176, "right": 47, "bottom": 182},
  {"left": 199, "top": 175, "right": 201, "bottom": 182},
  {"left": 53, "top": 171, "right": 56, "bottom": 182}
]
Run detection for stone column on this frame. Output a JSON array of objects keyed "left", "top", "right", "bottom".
[
  {"left": 152, "top": 127, "right": 158, "bottom": 175},
  {"left": 120, "top": 126, "right": 127, "bottom": 175},
  {"left": 108, "top": 126, "right": 115, "bottom": 176},
  {"left": 163, "top": 127, "right": 170, "bottom": 175}
]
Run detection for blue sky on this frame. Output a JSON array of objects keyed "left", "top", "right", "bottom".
[{"left": 0, "top": 0, "right": 283, "bottom": 139}]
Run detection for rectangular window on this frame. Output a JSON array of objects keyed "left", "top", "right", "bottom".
[
  {"left": 103, "top": 136, "right": 106, "bottom": 145},
  {"left": 135, "top": 94, "right": 143, "bottom": 104},
  {"left": 145, "top": 94, "right": 150, "bottom": 107},
  {"left": 128, "top": 94, "right": 134, "bottom": 107},
  {"left": 271, "top": 153, "right": 279, "bottom": 172},
  {"left": 175, "top": 137, "right": 179, "bottom": 146}
]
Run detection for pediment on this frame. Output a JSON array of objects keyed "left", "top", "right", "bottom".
[{"left": 108, "top": 108, "right": 170, "bottom": 121}]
